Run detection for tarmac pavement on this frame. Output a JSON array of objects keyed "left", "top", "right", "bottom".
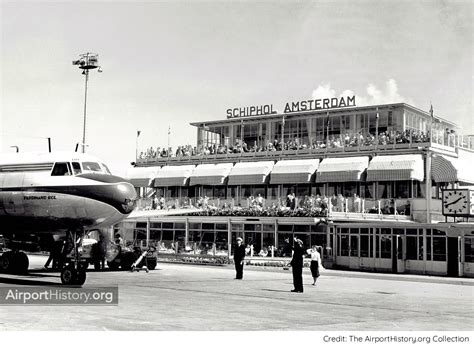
[{"left": 0, "top": 254, "right": 472, "bottom": 331}]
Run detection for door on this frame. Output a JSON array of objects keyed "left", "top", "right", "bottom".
[
  {"left": 447, "top": 237, "right": 460, "bottom": 277},
  {"left": 349, "top": 234, "right": 359, "bottom": 269}
]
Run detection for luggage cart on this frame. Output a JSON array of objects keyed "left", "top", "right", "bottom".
[{"left": 130, "top": 246, "right": 157, "bottom": 273}]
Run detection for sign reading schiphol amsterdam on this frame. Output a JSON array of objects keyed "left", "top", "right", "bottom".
[{"left": 226, "top": 95, "right": 356, "bottom": 119}]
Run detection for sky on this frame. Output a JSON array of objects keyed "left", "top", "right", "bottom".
[{"left": 1, "top": 0, "right": 472, "bottom": 176}]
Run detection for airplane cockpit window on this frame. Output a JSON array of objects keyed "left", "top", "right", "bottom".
[
  {"left": 101, "top": 163, "right": 112, "bottom": 174},
  {"left": 72, "top": 162, "right": 82, "bottom": 175},
  {"left": 82, "top": 161, "right": 102, "bottom": 173},
  {"left": 51, "top": 162, "right": 72, "bottom": 176}
]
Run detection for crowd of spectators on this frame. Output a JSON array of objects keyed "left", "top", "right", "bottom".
[
  {"left": 138, "top": 130, "right": 430, "bottom": 160},
  {"left": 139, "top": 192, "right": 410, "bottom": 217}
]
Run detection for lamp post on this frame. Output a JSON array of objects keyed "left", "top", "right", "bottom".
[{"left": 72, "top": 53, "right": 102, "bottom": 153}]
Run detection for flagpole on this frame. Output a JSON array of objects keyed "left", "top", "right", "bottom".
[
  {"left": 168, "top": 126, "right": 171, "bottom": 150},
  {"left": 136, "top": 130, "right": 141, "bottom": 162},
  {"left": 326, "top": 112, "right": 330, "bottom": 149},
  {"left": 375, "top": 107, "right": 379, "bottom": 144}
]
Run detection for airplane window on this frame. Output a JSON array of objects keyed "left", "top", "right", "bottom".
[
  {"left": 72, "top": 162, "right": 82, "bottom": 175},
  {"left": 51, "top": 162, "right": 71, "bottom": 176},
  {"left": 82, "top": 161, "right": 102, "bottom": 172},
  {"left": 102, "top": 163, "right": 112, "bottom": 174}
]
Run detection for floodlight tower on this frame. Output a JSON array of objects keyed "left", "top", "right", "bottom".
[{"left": 72, "top": 53, "right": 102, "bottom": 153}]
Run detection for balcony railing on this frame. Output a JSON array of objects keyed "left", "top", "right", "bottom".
[
  {"left": 136, "top": 196, "right": 411, "bottom": 219},
  {"left": 137, "top": 141, "right": 433, "bottom": 164}
]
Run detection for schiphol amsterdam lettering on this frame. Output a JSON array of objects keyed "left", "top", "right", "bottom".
[
  {"left": 283, "top": 95, "right": 356, "bottom": 113},
  {"left": 226, "top": 96, "right": 356, "bottom": 119},
  {"left": 227, "top": 104, "right": 277, "bottom": 118}
]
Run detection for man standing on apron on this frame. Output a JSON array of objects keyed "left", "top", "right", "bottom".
[
  {"left": 234, "top": 237, "right": 246, "bottom": 279},
  {"left": 289, "top": 237, "right": 305, "bottom": 292}
]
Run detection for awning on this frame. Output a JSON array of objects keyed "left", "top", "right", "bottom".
[
  {"left": 270, "top": 159, "right": 320, "bottom": 184},
  {"left": 316, "top": 156, "right": 369, "bottom": 182},
  {"left": 367, "top": 154, "right": 424, "bottom": 181},
  {"left": 189, "top": 163, "right": 234, "bottom": 186},
  {"left": 153, "top": 165, "right": 195, "bottom": 187},
  {"left": 431, "top": 155, "right": 474, "bottom": 184},
  {"left": 227, "top": 161, "right": 274, "bottom": 185},
  {"left": 126, "top": 166, "right": 161, "bottom": 187}
]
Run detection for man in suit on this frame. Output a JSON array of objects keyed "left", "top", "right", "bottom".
[
  {"left": 288, "top": 237, "right": 305, "bottom": 292},
  {"left": 234, "top": 237, "right": 246, "bottom": 279}
]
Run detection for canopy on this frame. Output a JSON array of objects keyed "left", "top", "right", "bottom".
[
  {"left": 227, "top": 161, "right": 274, "bottom": 185},
  {"left": 153, "top": 165, "right": 195, "bottom": 187},
  {"left": 431, "top": 155, "right": 474, "bottom": 184},
  {"left": 126, "top": 166, "right": 161, "bottom": 187},
  {"left": 316, "top": 156, "right": 369, "bottom": 182},
  {"left": 270, "top": 159, "right": 320, "bottom": 184},
  {"left": 367, "top": 154, "right": 424, "bottom": 181},
  {"left": 189, "top": 163, "right": 234, "bottom": 185}
]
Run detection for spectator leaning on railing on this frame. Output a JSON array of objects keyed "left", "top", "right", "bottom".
[{"left": 138, "top": 130, "right": 431, "bottom": 161}]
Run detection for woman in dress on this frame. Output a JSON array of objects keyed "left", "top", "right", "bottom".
[{"left": 309, "top": 245, "right": 322, "bottom": 286}]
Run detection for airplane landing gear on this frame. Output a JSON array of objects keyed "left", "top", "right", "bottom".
[
  {"left": 0, "top": 251, "right": 29, "bottom": 274},
  {"left": 60, "top": 229, "right": 87, "bottom": 286},
  {"left": 60, "top": 263, "right": 87, "bottom": 286}
]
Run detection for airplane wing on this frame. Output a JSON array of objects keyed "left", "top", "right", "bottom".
[{"left": 126, "top": 208, "right": 202, "bottom": 219}]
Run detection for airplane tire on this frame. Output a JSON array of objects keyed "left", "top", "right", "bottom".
[
  {"left": 120, "top": 252, "right": 136, "bottom": 271},
  {"left": 61, "top": 265, "right": 77, "bottom": 285},
  {"left": 75, "top": 269, "right": 87, "bottom": 286},
  {"left": 13, "top": 252, "right": 29, "bottom": 274},
  {"left": 0, "top": 252, "right": 14, "bottom": 272},
  {"left": 147, "top": 258, "right": 157, "bottom": 270},
  {"left": 107, "top": 261, "right": 119, "bottom": 270}
]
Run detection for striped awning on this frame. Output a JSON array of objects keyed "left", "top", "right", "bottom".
[
  {"left": 270, "top": 159, "right": 320, "bottom": 184},
  {"left": 227, "top": 161, "right": 274, "bottom": 185},
  {"left": 367, "top": 154, "right": 424, "bottom": 182},
  {"left": 189, "top": 163, "right": 234, "bottom": 186},
  {"left": 153, "top": 165, "right": 195, "bottom": 187},
  {"left": 126, "top": 166, "right": 161, "bottom": 187},
  {"left": 316, "top": 156, "right": 369, "bottom": 182},
  {"left": 432, "top": 155, "right": 474, "bottom": 184}
]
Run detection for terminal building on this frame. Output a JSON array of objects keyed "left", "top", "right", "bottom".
[{"left": 118, "top": 100, "right": 474, "bottom": 277}]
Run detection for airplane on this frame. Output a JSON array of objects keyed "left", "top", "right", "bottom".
[{"left": 0, "top": 152, "right": 197, "bottom": 286}]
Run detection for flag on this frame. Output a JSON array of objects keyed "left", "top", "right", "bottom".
[
  {"left": 168, "top": 126, "right": 171, "bottom": 135},
  {"left": 376, "top": 107, "right": 379, "bottom": 119},
  {"left": 429, "top": 104, "right": 434, "bottom": 117},
  {"left": 326, "top": 112, "right": 330, "bottom": 127},
  {"left": 137, "top": 130, "right": 141, "bottom": 137}
]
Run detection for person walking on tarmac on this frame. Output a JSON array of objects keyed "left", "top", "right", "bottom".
[
  {"left": 94, "top": 234, "right": 108, "bottom": 270},
  {"left": 234, "top": 237, "right": 246, "bottom": 279},
  {"left": 288, "top": 237, "right": 306, "bottom": 292}
]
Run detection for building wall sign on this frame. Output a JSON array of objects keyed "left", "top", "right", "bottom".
[{"left": 226, "top": 96, "right": 356, "bottom": 119}]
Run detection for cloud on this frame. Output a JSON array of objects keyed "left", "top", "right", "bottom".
[{"left": 312, "top": 79, "right": 412, "bottom": 106}]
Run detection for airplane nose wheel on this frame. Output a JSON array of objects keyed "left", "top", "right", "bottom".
[{"left": 60, "top": 264, "right": 87, "bottom": 286}]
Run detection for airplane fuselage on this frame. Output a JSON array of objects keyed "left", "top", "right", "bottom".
[{"left": 0, "top": 152, "right": 137, "bottom": 235}]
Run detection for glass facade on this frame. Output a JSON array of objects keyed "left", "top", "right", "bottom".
[{"left": 193, "top": 105, "right": 457, "bottom": 152}]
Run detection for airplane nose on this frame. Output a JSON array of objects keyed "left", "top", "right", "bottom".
[
  {"left": 77, "top": 173, "right": 138, "bottom": 214},
  {"left": 116, "top": 182, "right": 137, "bottom": 214}
]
